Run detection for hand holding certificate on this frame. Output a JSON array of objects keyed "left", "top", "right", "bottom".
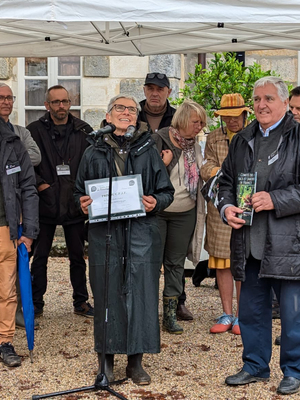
[{"left": 84, "top": 174, "right": 146, "bottom": 223}]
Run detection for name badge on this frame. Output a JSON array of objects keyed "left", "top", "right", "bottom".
[
  {"left": 268, "top": 150, "right": 278, "bottom": 165},
  {"left": 56, "top": 165, "right": 71, "bottom": 176},
  {"left": 6, "top": 162, "right": 21, "bottom": 175}
]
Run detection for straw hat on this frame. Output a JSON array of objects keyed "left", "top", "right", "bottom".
[{"left": 214, "top": 93, "right": 251, "bottom": 117}]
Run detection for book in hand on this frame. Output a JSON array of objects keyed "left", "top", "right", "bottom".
[{"left": 236, "top": 172, "right": 257, "bottom": 226}]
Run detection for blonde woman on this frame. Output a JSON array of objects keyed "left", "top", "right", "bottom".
[{"left": 153, "top": 99, "right": 206, "bottom": 334}]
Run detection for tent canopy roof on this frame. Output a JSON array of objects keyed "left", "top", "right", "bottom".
[{"left": 1, "top": 1, "right": 300, "bottom": 57}]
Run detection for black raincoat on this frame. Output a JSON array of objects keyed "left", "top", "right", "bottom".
[{"left": 74, "top": 122, "right": 174, "bottom": 354}]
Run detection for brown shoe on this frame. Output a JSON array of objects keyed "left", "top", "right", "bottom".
[
  {"left": 176, "top": 304, "right": 194, "bottom": 321},
  {"left": 74, "top": 302, "right": 94, "bottom": 318}
]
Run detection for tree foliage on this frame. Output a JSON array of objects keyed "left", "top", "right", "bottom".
[{"left": 172, "top": 52, "right": 290, "bottom": 131}]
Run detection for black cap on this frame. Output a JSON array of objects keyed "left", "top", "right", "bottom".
[{"left": 144, "top": 72, "right": 170, "bottom": 88}]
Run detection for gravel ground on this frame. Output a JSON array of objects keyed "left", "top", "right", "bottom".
[{"left": 1, "top": 257, "right": 288, "bottom": 400}]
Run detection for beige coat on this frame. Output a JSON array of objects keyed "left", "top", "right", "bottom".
[
  {"left": 200, "top": 127, "right": 232, "bottom": 259},
  {"left": 187, "top": 141, "right": 206, "bottom": 266}
]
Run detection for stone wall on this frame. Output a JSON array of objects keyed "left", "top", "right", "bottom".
[
  {"left": 0, "top": 50, "right": 299, "bottom": 129},
  {"left": 83, "top": 54, "right": 182, "bottom": 129},
  {"left": 246, "top": 50, "right": 298, "bottom": 86},
  {"left": 82, "top": 50, "right": 300, "bottom": 129},
  {"left": 205, "top": 50, "right": 298, "bottom": 86}
]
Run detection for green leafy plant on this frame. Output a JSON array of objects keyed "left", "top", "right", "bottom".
[{"left": 172, "top": 52, "right": 291, "bottom": 131}]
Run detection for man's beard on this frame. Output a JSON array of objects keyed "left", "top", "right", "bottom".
[{"left": 52, "top": 109, "right": 69, "bottom": 120}]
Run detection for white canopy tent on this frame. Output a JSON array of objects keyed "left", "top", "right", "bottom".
[{"left": 0, "top": 0, "right": 300, "bottom": 57}]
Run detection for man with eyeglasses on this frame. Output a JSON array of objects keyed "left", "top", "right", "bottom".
[
  {"left": 0, "top": 83, "right": 41, "bottom": 167},
  {"left": 0, "top": 82, "right": 41, "bottom": 331},
  {"left": 27, "top": 85, "right": 94, "bottom": 319},
  {"left": 0, "top": 83, "right": 39, "bottom": 367}
]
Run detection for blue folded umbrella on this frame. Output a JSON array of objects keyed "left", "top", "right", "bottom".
[{"left": 17, "top": 224, "right": 34, "bottom": 362}]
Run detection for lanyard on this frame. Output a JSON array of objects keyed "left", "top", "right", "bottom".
[{"left": 50, "top": 124, "right": 72, "bottom": 163}]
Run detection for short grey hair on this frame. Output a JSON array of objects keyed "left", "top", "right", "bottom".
[
  {"left": 253, "top": 76, "right": 289, "bottom": 102},
  {"left": 107, "top": 94, "right": 141, "bottom": 114},
  {"left": 0, "top": 82, "right": 12, "bottom": 92}
]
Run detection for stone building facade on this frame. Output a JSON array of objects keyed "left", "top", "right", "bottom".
[{"left": 0, "top": 50, "right": 298, "bottom": 130}]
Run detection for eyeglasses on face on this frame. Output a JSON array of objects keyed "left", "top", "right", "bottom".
[
  {"left": 49, "top": 99, "right": 71, "bottom": 106},
  {"left": 222, "top": 115, "right": 241, "bottom": 121},
  {"left": 110, "top": 104, "right": 138, "bottom": 115},
  {"left": 146, "top": 73, "right": 167, "bottom": 80},
  {"left": 0, "top": 95, "right": 16, "bottom": 103}
]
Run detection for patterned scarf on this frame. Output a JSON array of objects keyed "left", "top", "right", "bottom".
[{"left": 170, "top": 126, "right": 199, "bottom": 200}]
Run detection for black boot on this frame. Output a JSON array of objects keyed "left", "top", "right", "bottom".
[
  {"left": 126, "top": 353, "right": 151, "bottom": 385},
  {"left": 97, "top": 353, "right": 114, "bottom": 383}
]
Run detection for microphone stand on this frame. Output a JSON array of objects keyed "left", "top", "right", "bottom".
[
  {"left": 123, "top": 135, "right": 132, "bottom": 278},
  {"left": 32, "top": 139, "right": 127, "bottom": 400}
]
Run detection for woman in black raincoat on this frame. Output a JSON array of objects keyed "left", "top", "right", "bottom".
[{"left": 74, "top": 94, "right": 174, "bottom": 385}]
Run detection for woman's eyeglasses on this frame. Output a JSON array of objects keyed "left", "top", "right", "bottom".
[{"left": 110, "top": 104, "right": 138, "bottom": 115}]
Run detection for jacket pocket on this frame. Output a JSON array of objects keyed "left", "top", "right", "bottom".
[{"left": 38, "top": 183, "right": 58, "bottom": 219}]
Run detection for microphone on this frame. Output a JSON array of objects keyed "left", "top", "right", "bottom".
[
  {"left": 124, "top": 125, "right": 136, "bottom": 140},
  {"left": 88, "top": 123, "right": 116, "bottom": 138}
]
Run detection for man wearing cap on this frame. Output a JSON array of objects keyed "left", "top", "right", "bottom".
[
  {"left": 139, "top": 72, "right": 175, "bottom": 134},
  {"left": 140, "top": 73, "right": 194, "bottom": 321},
  {"left": 219, "top": 76, "right": 300, "bottom": 395},
  {"left": 289, "top": 86, "right": 300, "bottom": 123},
  {"left": 201, "top": 93, "right": 250, "bottom": 335}
]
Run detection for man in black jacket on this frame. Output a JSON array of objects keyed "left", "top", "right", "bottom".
[
  {"left": 219, "top": 76, "right": 300, "bottom": 395},
  {"left": 289, "top": 85, "right": 300, "bottom": 123},
  {"left": 27, "top": 85, "right": 94, "bottom": 318}
]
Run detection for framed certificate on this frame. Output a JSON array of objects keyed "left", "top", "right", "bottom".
[{"left": 85, "top": 174, "right": 146, "bottom": 223}]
